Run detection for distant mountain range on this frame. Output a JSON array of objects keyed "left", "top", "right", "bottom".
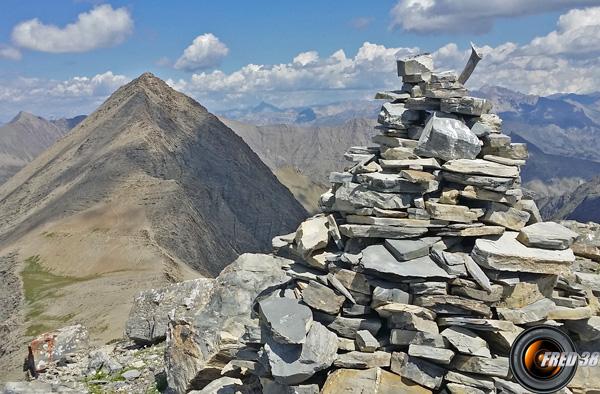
[
  {"left": 218, "top": 100, "right": 381, "bottom": 127},
  {"left": 0, "top": 112, "right": 85, "bottom": 184}
]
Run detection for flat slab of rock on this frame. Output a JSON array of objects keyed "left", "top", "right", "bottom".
[
  {"left": 496, "top": 298, "right": 555, "bottom": 324},
  {"left": 301, "top": 281, "right": 345, "bottom": 315},
  {"left": 442, "top": 159, "right": 519, "bottom": 178},
  {"left": 313, "top": 311, "right": 381, "bottom": 339},
  {"left": 263, "top": 321, "right": 338, "bottom": 385},
  {"left": 446, "top": 371, "right": 495, "bottom": 390},
  {"left": 408, "top": 344, "right": 454, "bottom": 364},
  {"left": 398, "top": 54, "right": 433, "bottom": 76},
  {"left": 385, "top": 239, "right": 430, "bottom": 261},
  {"left": 334, "top": 351, "right": 391, "bottom": 369},
  {"left": 371, "top": 286, "right": 411, "bottom": 308},
  {"left": 415, "top": 112, "right": 481, "bottom": 161},
  {"left": 480, "top": 203, "right": 530, "bottom": 231},
  {"left": 471, "top": 232, "right": 575, "bottom": 274},
  {"left": 458, "top": 185, "right": 519, "bottom": 205},
  {"left": 361, "top": 245, "right": 452, "bottom": 279},
  {"left": 517, "top": 222, "right": 579, "bottom": 250},
  {"left": 340, "top": 224, "right": 429, "bottom": 239},
  {"left": 322, "top": 367, "right": 432, "bottom": 394},
  {"left": 375, "top": 90, "right": 411, "bottom": 101},
  {"left": 346, "top": 216, "right": 446, "bottom": 228},
  {"left": 436, "top": 225, "right": 505, "bottom": 237},
  {"left": 259, "top": 297, "right": 313, "bottom": 344},
  {"left": 464, "top": 256, "right": 492, "bottom": 292},
  {"left": 437, "top": 317, "right": 521, "bottom": 333},
  {"left": 440, "top": 97, "right": 492, "bottom": 116},
  {"left": 413, "top": 295, "right": 492, "bottom": 318},
  {"left": 425, "top": 202, "right": 479, "bottom": 223},
  {"left": 356, "top": 172, "right": 435, "bottom": 194},
  {"left": 380, "top": 158, "right": 441, "bottom": 170},
  {"left": 441, "top": 326, "right": 491, "bottom": 358},
  {"left": 333, "top": 183, "right": 414, "bottom": 212},
  {"left": 450, "top": 355, "right": 509, "bottom": 378},
  {"left": 441, "top": 172, "right": 517, "bottom": 192},
  {"left": 390, "top": 352, "right": 445, "bottom": 390}
]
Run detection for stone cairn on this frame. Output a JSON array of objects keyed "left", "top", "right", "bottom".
[{"left": 248, "top": 51, "right": 600, "bottom": 394}]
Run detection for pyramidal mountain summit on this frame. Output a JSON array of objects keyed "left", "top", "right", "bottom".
[{"left": 0, "top": 72, "right": 307, "bottom": 367}]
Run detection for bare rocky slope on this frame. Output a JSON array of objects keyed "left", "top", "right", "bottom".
[
  {"left": 0, "top": 112, "right": 84, "bottom": 184},
  {"left": 0, "top": 72, "right": 306, "bottom": 382},
  {"left": 218, "top": 116, "right": 378, "bottom": 185}
]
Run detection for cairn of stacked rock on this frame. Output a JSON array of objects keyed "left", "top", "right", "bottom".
[{"left": 237, "top": 52, "right": 600, "bottom": 394}]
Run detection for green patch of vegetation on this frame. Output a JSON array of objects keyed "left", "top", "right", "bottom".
[
  {"left": 83, "top": 369, "right": 129, "bottom": 394},
  {"left": 20, "top": 255, "right": 97, "bottom": 337},
  {"left": 41, "top": 231, "right": 69, "bottom": 239},
  {"left": 92, "top": 227, "right": 110, "bottom": 234},
  {"left": 25, "top": 323, "right": 54, "bottom": 337}
]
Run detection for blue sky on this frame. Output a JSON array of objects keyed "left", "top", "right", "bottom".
[{"left": 1, "top": 0, "right": 599, "bottom": 122}]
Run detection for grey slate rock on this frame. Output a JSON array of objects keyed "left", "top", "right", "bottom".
[
  {"left": 415, "top": 112, "right": 481, "bottom": 161},
  {"left": 445, "top": 383, "right": 490, "bottom": 394},
  {"left": 125, "top": 278, "right": 215, "bottom": 344},
  {"left": 361, "top": 244, "right": 452, "bottom": 279},
  {"left": 390, "top": 352, "right": 446, "bottom": 390},
  {"left": 262, "top": 321, "right": 338, "bottom": 385},
  {"left": 464, "top": 256, "right": 493, "bottom": 292},
  {"left": 356, "top": 330, "right": 379, "bottom": 353},
  {"left": 397, "top": 54, "right": 433, "bottom": 76},
  {"left": 441, "top": 326, "right": 491, "bottom": 358},
  {"left": 441, "top": 172, "right": 518, "bottom": 193},
  {"left": 471, "top": 232, "right": 575, "bottom": 274},
  {"left": 450, "top": 355, "right": 509, "bottom": 378},
  {"left": 384, "top": 239, "right": 430, "bottom": 261},
  {"left": 258, "top": 297, "right": 313, "bottom": 345},
  {"left": 440, "top": 97, "right": 493, "bottom": 116},
  {"left": 496, "top": 298, "right": 555, "bottom": 324},
  {"left": 334, "top": 351, "right": 392, "bottom": 369},
  {"left": 333, "top": 182, "right": 414, "bottom": 212},
  {"left": 165, "top": 254, "right": 293, "bottom": 393},
  {"left": 445, "top": 371, "right": 495, "bottom": 390},
  {"left": 378, "top": 102, "right": 422, "bottom": 129},
  {"left": 481, "top": 202, "right": 530, "bottom": 231},
  {"left": 408, "top": 344, "right": 455, "bottom": 364},
  {"left": 301, "top": 280, "right": 345, "bottom": 315},
  {"left": 516, "top": 222, "right": 579, "bottom": 250},
  {"left": 371, "top": 285, "right": 411, "bottom": 309},
  {"left": 442, "top": 159, "right": 519, "bottom": 178},
  {"left": 565, "top": 316, "right": 600, "bottom": 341},
  {"left": 313, "top": 311, "right": 382, "bottom": 339},
  {"left": 430, "top": 249, "right": 468, "bottom": 276}
]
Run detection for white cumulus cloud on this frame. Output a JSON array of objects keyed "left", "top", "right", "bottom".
[
  {"left": 389, "top": 0, "right": 599, "bottom": 34},
  {"left": 11, "top": 4, "right": 133, "bottom": 53},
  {"left": 0, "top": 44, "right": 22, "bottom": 60},
  {"left": 524, "top": 7, "right": 600, "bottom": 55},
  {"left": 0, "top": 71, "right": 130, "bottom": 121},
  {"left": 173, "top": 34, "right": 230, "bottom": 72}
]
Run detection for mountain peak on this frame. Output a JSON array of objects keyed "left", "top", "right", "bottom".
[{"left": 9, "top": 111, "right": 39, "bottom": 124}]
